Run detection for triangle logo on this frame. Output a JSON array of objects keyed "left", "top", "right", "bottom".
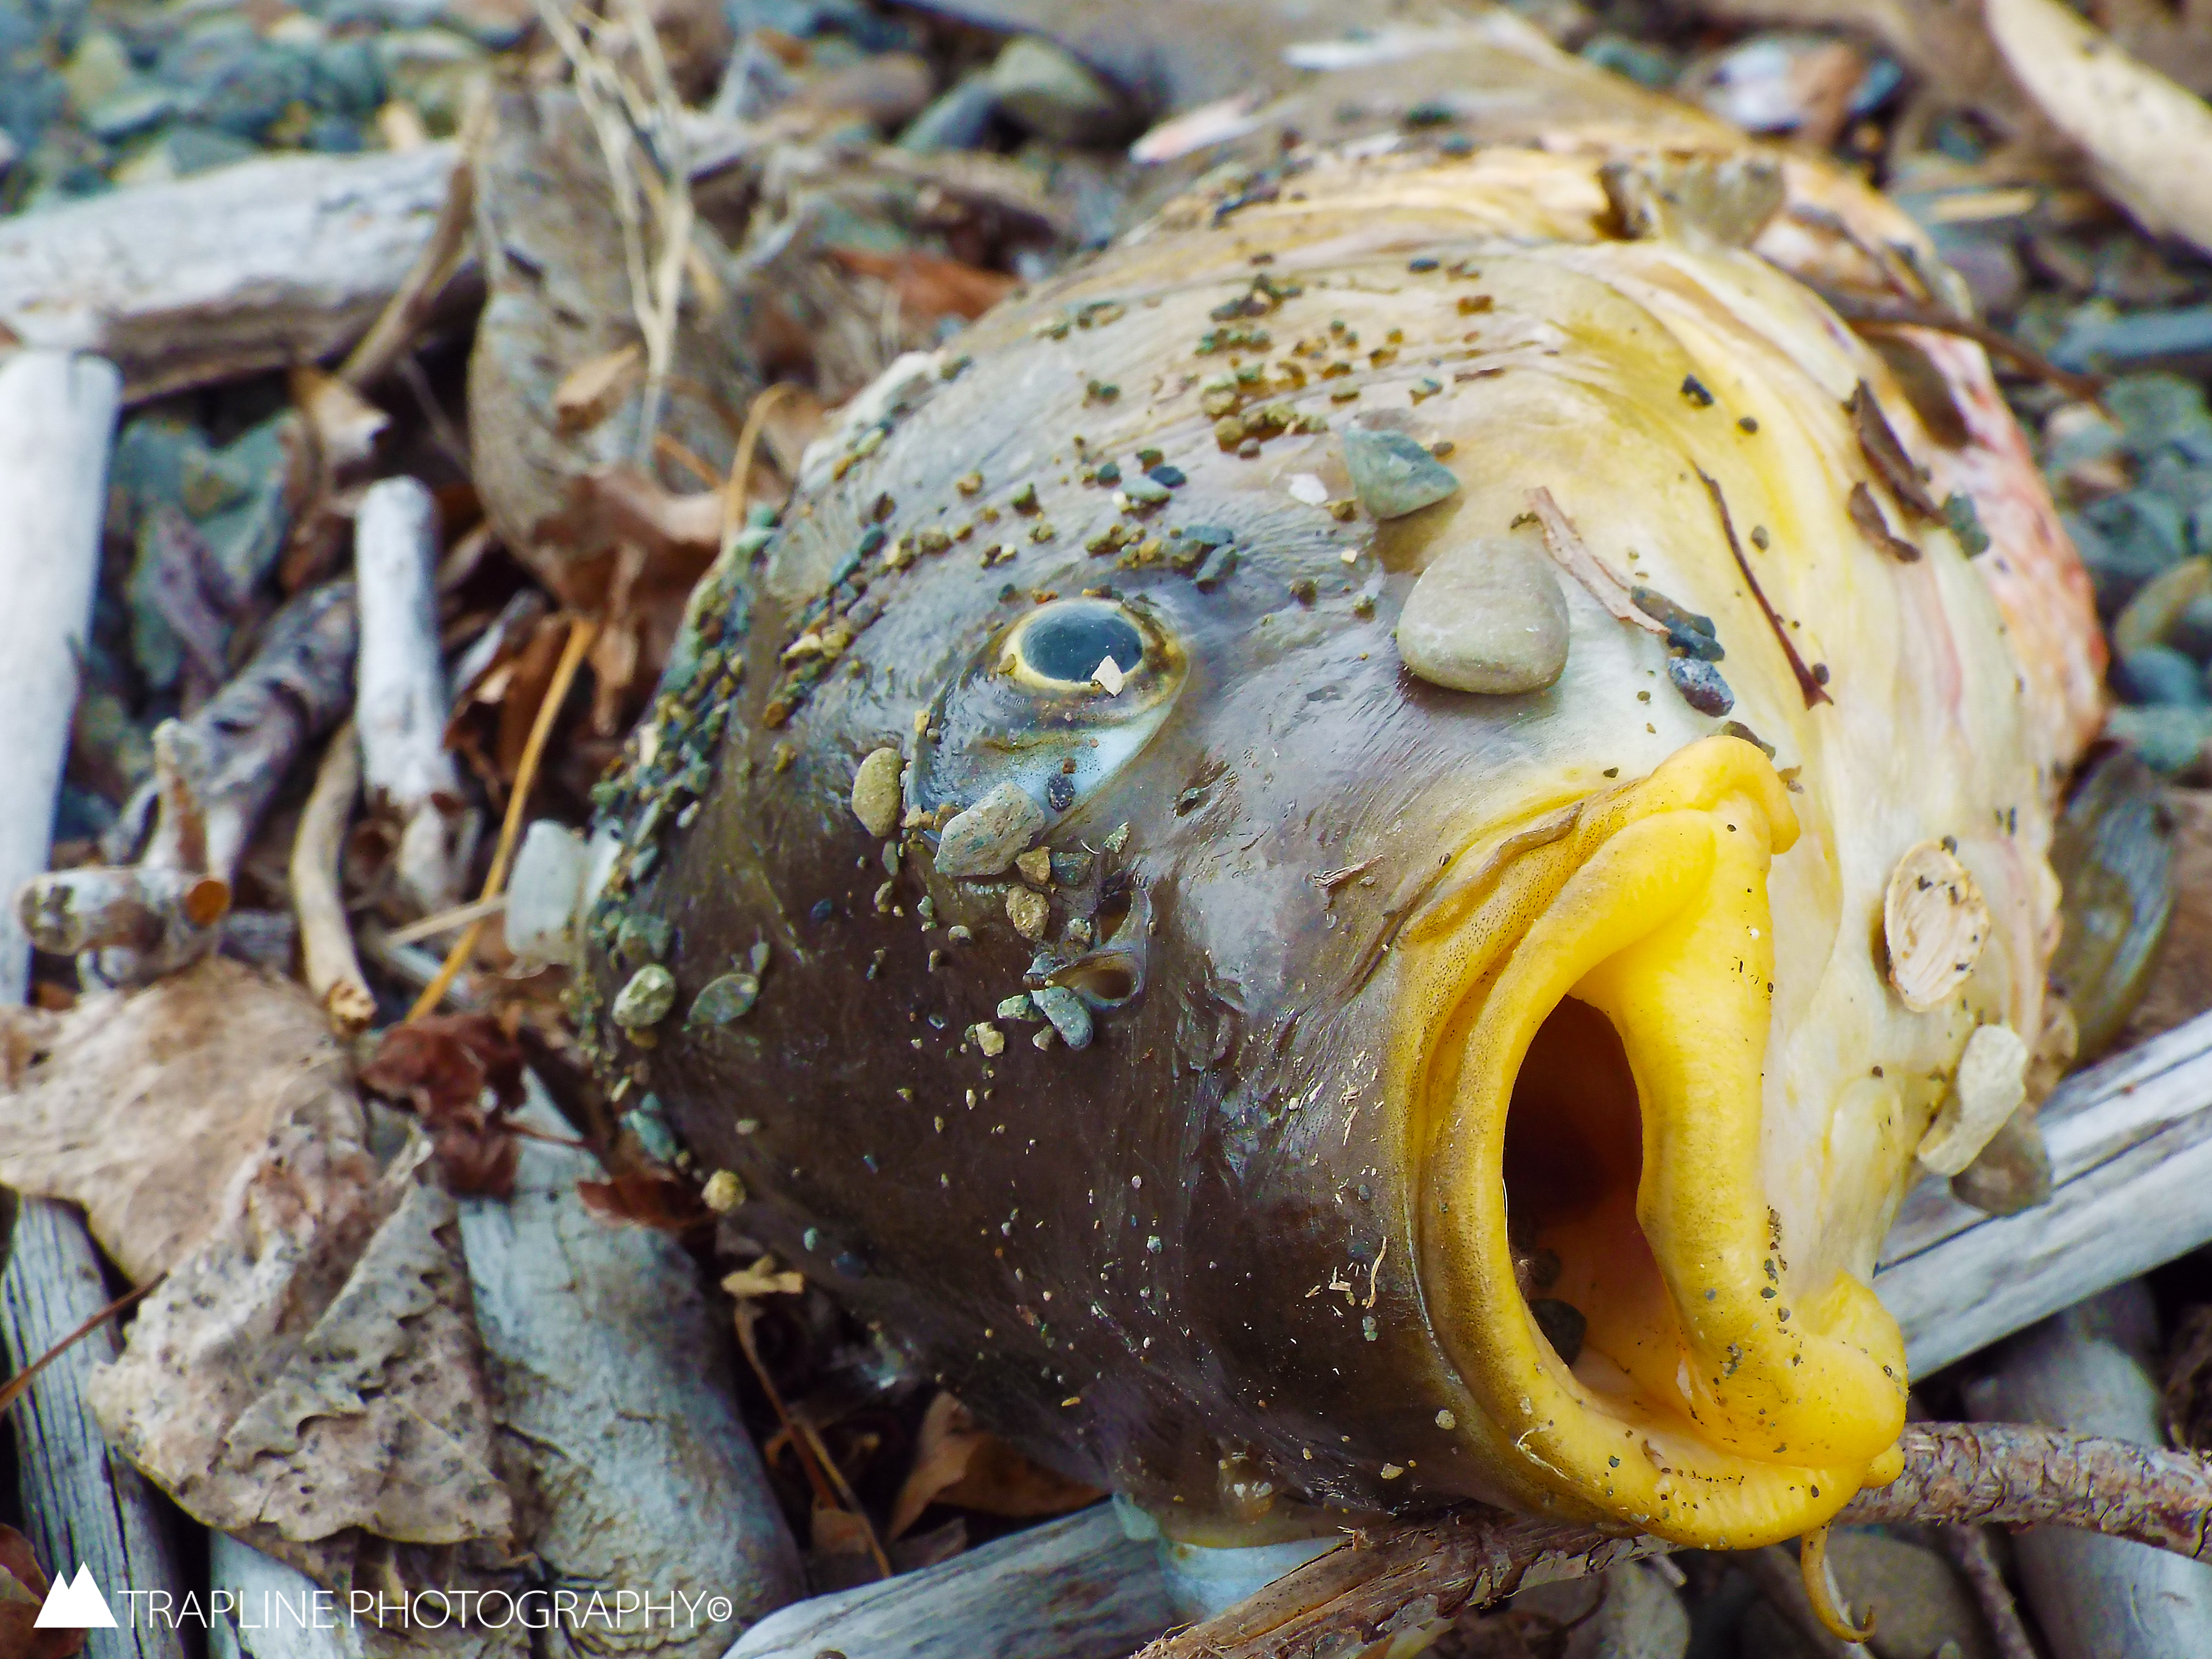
[{"left": 34, "top": 1565, "right": 116, "bottom": 1630}]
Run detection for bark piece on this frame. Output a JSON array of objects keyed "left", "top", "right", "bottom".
[
  {"left": 0, "top": 147, "right": 464, "bottom": 404},
  {"left": 727, "top": 1503, "right": 1172, "bottom": 1659},
  {"left": 0, "top": 958, "right": 349, "bottom": 1282},
  {"left": 453, "top": 1080, "right": 802, "bottom": 1656}
]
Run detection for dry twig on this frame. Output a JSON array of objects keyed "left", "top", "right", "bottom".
[
  {"left": 1935, "top": 1524, "right": 2041, "bottom": 1659},
  {"left": 408, "top": 615, "right": 597, "bottom": 1017},
  {"left": 288, "top": 721, "right": 376, "bottom": 1032}
]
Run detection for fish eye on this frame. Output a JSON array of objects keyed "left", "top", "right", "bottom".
[{"left": 999, "top": 600, "right": 1149, "bottom": 693}]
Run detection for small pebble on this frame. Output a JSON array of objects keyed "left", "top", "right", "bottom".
[
  {"left": 689, "top": 972, "right": 761, "bottom": 1026},
  {"left": 701, "top": 1170, "right": 746, "bottom": 1212},
  {"left": 974, "top": 1022, "right": 1007, "bottom": 1057},
  {"left": 1031, "top": 984, "right": 1094, "bottom": 1049},
  {"left": 612, "top": 965, "right": 677, "bottom": 1030},
  {"left": 998, "top": 993, "right": 1037, "bottom": 1020},
  {"left": 1396, "top": 529, "right": 1569, "bottom": 694},
  {"left": 1015, "top": 847, "right": 1054, "bottom": 885},
  {"left": 935, "top": 781, "right": 1047, "bottom": 878},
  {"left": 851, "top": 745, "right": 905, "bottom": 836},
  {"left": 1666, "top": 655, "right": 1735, "bottom": 715},
  {"left": 2117, "top": 645, "right": 2208, "bottom": 707},
  {"left": 1007, "top": 886, "right": 1050, "bottom": 940},
  {"left": 1123, "top": 474, "right": 1172, "bottom": 506},
  {"left": 1342, "top": 422, "right": 1461, "bottom": 518}
]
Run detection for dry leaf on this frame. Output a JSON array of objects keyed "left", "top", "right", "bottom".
[
  {"left": 1987, "top": 0, "right": 2212, "bottom": 255},
  {"left": 887, "top": 1393, "right": 1102, "bottom": 1539},
  {"left": 722, "top": 1255, "right": 806, "bottom": 1298},
  {"left": 467, "top": 87, "right": 756, "bottom": 611},
  {"left": 0, "top": 958, "right": 352, "bottom": 1282},
  {"left": 576, "top": 1171, "right": 712, "bottom": 1234},
  {"left": 290, "top": 365, "right": 389, "bottom": 474},
  {"left": 84, "top": 1083, "right": 513, "bottom": 1565},
  {"left": 825, "top": 247, "right": 1018, "bottom": 324},
  {"left": 0, "top": 1526, "right": 84, "bottom": 1659},
  {"left": 359, "top": 1014, "right": 526, "bottom": 1198},
  {"left": 553, "top": 344, "right": 644, "bottom": 437}
]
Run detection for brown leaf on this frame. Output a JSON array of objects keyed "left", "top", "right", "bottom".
[
  {"left": 553, "top": 344, "right": 644, "bottom": 437},
  {"left": 888, "top": 1393, "right": 1102, "bottom": 1539},
  {"left": 826, "top": 247, "right": 1018, "bottom": 323},
  {"left": 0, "top": 959, "right": 352, "bottom": 1282},
  {"left": 86, "top": 1110, "right": 514, "bottom": 1564},
  {"left": 0, "top": 1525, "right": 84, "bottom": 1659},
  {"left": 290, "top": 364, "right": 389, "bottom": 474},
  {"left": 359, "top": 1014, "right": 526, "bottom": 1197},
  {"left": 576, "top": 1171, "right": 712, "bottom": 1234}
]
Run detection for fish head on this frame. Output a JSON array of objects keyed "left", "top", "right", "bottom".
[{"left": 585, "top": 144, "right": 2082, "bottom": 1550}]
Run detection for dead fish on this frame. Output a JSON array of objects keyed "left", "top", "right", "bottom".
[{"left": 576, "top": 32, "right": 2104, "bottom": 1559}]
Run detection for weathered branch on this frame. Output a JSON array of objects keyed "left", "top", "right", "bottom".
[
  {"left": 21, "top": 581, "right": 359, "bottom": 986},
  {"left": 0, "top": 146, "right": 463, "bottom": 403},
  {"left": 0, "top": 347, "right": 189, "bottom": 1657},
  {"left": 355, "top": 478, "right": 478, "bottom": 916},
  {"left": 1876, "top": 1007, "right": 2212, "bottom": 1376},
  {"left": 1132, "top": 1423, "right": 2212, "bottom": 1659}
]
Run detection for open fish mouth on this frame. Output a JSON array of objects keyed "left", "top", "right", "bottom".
[{"left": 1394, "top": 734, "right": 1907, "bottom": 1546}]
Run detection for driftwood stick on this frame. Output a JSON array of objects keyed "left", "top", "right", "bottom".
[
  {"left": 726, "top": 1503, "right": 1176, "bottom": 1659},
  {"left": 2, "top": 1202, "right": 190, "bottom": 1659},
  {"left": 354, "top": 479, "right": 477, "bottom": 916},
  {"left": 0, "top": 350, "right": 120, "bottom": 999},
  {"left": 288, "top": 723, "right": 375, "bottom": 1032},
  {"left": 0, "top": 348, "right": 188, "bottom": 1658},
  {"left": 1131, "top": 1423, "right": 2212, "bottom": 1659},
  {"left": 0, "top": 147, "right": 464, "bottom": 403},
  {"left": 1875, "top": 1007, "right": 2212, "bottom": 1376},
  {"left": 1963, "top": 1286, "right": 2212, "bottom": 1658},
  {"left": 457, "top": 1079, "right": 803, "bottom": 1652}
]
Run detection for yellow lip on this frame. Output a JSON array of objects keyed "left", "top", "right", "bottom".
[{"left": 1394, "top": 735, "right": 1907, "bottom": 1546}]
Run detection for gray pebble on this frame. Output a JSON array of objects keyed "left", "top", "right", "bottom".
[
  {"left": 2118, "top": 644, "right": 2208, "bottom": 707},
  {"left": 613, "top": 964, "right": 677, "bottom": 1030},
  {"left": 1667, "top": 655, "right": 1735, "bottom": 716},
  {"left": 1031, "top": 984, "right": 1093, "bottom": 1049},
  {"left": 934, "top": 781, "right": 1046, "bottom": 878},
  {"left": 987, "top": 36, "right": 1127, "bottom": 145},
  {"left": 1395, "top": 529, "right": 1568, "bottom": 694},
  {"left": 1343, "top": 423, "right": 1461, "bottom": 519}
]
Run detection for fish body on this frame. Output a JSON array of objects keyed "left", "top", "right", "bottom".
[{"left": 581, "top": 25, "right": 2100, "bottom": 1552}]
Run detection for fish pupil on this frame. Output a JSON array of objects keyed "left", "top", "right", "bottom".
[{"left": 1020, "top": 603, "right": 1144, "bottom": 685}]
